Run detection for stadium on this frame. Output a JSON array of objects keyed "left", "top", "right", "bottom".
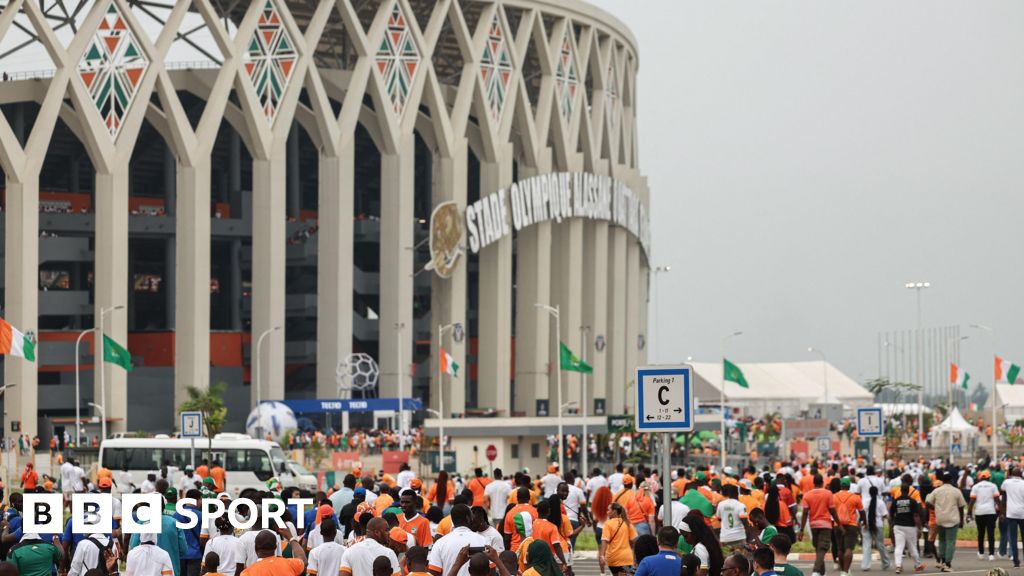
[{"left": 0, "top": 0, "right": 650, "bottom": 470}]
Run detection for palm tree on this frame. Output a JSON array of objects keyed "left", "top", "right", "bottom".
[{"left": 178, "top": 382, "right": 228, "bottom": 463}]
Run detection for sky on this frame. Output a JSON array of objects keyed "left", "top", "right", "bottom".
[{"left": 587, "top": 0, "right": 1024, "bottom": 390}]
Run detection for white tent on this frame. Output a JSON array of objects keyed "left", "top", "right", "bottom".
[{"left": 933, "top": 407, "right": 977, "bottom": 434}]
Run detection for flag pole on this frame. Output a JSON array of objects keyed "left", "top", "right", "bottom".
[
  {"left": 438, "top": 323, "right": 445, "bottom": 473},
  {"left": 720, "top": 331, "right": 743, "bottom": 472}
]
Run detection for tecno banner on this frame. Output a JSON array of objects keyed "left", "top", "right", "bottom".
[{"left": 465, "top": 172, "right": 651, "bottom": 256}]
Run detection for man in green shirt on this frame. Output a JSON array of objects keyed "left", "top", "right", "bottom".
[
  {"left": 769, "top": 533, "right": 804, "bottom": 576},
  {"left": 8, "top": 534, "right": 61, "bottom": 576}
]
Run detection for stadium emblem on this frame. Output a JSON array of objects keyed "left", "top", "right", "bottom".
[
  {"left": 426, "top": 201, "right": 464, "bottom": 279},
  {"left": 595, "top": 334, "right": 606, "bottom": 352}
]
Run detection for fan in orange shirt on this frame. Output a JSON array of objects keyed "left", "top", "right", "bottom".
[
  {"left": 398, "top": 493, "right": 433, "bottom": 548},
  {"left": 426, "top": 471, "right": 455, "bottom": 509},
  {"left": 531, "top": 499, "right": 568, "bottom": 566},
  {"left": 466, "top": 468, "right": 492, "bottom": 507},
  {"left": 503, "top": 487, "right": 539, "bottom": 552}
]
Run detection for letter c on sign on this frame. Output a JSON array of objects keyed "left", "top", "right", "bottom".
[{"left": 658, "top": 386, "right": 669, "bottom": 405}]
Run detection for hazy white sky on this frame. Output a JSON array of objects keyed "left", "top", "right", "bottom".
[{"left": 588, "top": 0, "right": 1024, "bottom": 389}]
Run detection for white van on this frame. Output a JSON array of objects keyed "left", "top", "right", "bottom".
[{"left": 99, "top": 433, "right": 318, "bottom": 497}]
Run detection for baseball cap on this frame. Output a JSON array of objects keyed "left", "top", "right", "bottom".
[
  {"left": 622, "top": 474, "right": 635, "bottom": 486},
  {"left": 723, "top": 466, "right": 735, "bottom": 476},
  {"left": 389, "top": 527, "right": 408, "bottom": 543},
  {"left": 203, "top": 476, "right": 215, "bottom": 486},
  {"left": 840, "top": 477, "right": 851, "bottom": 488},
  {"left": 679, "top": 520, "right": 693, "bottom": 533},
  {"left": 98, "top": 477, "right": 112, "bottom": 489},
  {"left": 354, "top": 487, "right": 367, "bottom": 497},
  {"left": 548, "top": 464, "right": 558, "bottom": 473},
  {"left": 978, "top": 470, "right": 992, "bottom": 480},
  {"left": 410, "top": 478, "right": 422, "bottom": 489}
]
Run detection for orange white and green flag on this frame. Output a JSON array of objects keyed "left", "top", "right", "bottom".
[
  {"left": 995, "top": 355, "right": 1021, "bottom": 384},
  {"left": 440, "top": 347, "right": 459, "bottom": 377},
  {"left": 950, "top": 363, "right": 970, "bottom": 390},
  {"left": 0, "top": 318, "right": 35, "bottom": 362}
]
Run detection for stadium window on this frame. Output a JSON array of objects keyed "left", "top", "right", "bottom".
[
  {"left": 531, "top": 443, "right": 539, "bottom": 458},
  {"left": 511, "top": 444, "right": 519, "bottom": 459}
]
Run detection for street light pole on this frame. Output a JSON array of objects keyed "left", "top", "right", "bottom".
[
  {"left": 720, "top": 331, "right": 743, "bottom": 472},
  {"left": 536, "top": 304, "right": 563, "bottom": 473},
  {"left": 807, "top": 347, "right": 829, "bottom": 404},
  {"left": 971, "top": 324, "right": 996, "bottom": 459},
  {"left": 651, "top": 266, "right": 671, "bottom": 363},
  {"left": 97, "top": 305, "right": 124, "bottom": 444},
  {"left": 905, "top": 282, "right": 930, "bottom": 446},
  {"left": 396, "top": 322, "right": 406, "bottom": 451},
  {"left": 254, "top": 325, "right": 281, "bottom": 439},
  {"left": 580, "top": 325, "right": 591, "bottom": 476},
  {"left": 437, "top": 322, "right": 463, "bottom": 472},
  {"left": 75, "top": 328, "right": 98, "bottom": 446}
]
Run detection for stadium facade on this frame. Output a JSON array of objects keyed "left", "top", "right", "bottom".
[{"left": 0, "top": 0, "right": 650, "bottom": 453}]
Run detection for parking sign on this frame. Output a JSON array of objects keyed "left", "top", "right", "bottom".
[
  {"left": 856, "top": 407, "right": 883, "bottom": 437},
  {"left": 181, "top": 412, "right": 203, "bottom": 438}
]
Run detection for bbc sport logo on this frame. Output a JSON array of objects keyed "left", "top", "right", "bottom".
[{"left": 23, "top": 494, "right": 316, "bottom": 534}]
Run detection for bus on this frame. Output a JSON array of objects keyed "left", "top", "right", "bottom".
[{"left": 99, "top": 433, "right": 318, "bottom": 498}]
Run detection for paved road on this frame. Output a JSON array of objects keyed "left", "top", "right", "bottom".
[{"left": 569, "top": 551, "right": 1013, "bottom": 576}]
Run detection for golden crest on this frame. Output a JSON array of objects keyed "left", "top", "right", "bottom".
[{"left": 427, "top": 201, "right": 463, "bottom": 278}]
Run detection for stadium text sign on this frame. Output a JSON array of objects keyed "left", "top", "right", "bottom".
[
  {"left": 466, "top": 172, "right": 651, "bottom": 256},
  {"left": 23, "top": 494, "right": 316, "bottom": 534}
]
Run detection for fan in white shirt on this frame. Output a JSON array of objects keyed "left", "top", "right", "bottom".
[
  {"left": 608, "top": 469, "right": 625, "bottom": 494},
  {"left": 472, "top": 506, "right": 505, "bottom": 551},
  {"left": 205, "top": 516, "right": 245, "bottom": 575},
  {"left": 125, "top": 532, "right": 174, "bottom": 576},
  {"left": 67, "top": 534, "right": 116, "bottom": 576},
  {"left": 396, "top": 465, "right": 416, "bottom": 490},
  {"left": 340, "top": 519, "right": 400, "bottom": 576},
  {"left": 484, "top": 474, "right": 513, "bottom": 524},
  {"left": 559, "top": 481, "right": 588, "bottom": 524},
  {"left": 306, "top": 518, "right": 347, "bottom": 549},
  {"left": 306, "top": 521, "right": 347, "bottom": 576},
  {"left": 586, "top": 473, "right": 609, "bottom": 501},
  {"left": 427, "top": 506, "right": 487, "bottom": 576}
]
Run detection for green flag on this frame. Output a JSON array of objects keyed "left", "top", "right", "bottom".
[
  {"left": 961, "top": 371, "right": 970, "bottom": 391},
  {"left": 103, "top": 334, "right": 133, "bottom": 372},
  {"left": 559, "top": 342, "right": 592, "bottom": 374},
  {"left": 723, "top": 358, "right": 748, "bottom": 388}
]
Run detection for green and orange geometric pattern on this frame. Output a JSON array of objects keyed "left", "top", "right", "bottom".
[
  {"left": 78, "top": 3, "right": 149, "bottom": 138},
  {"left": 480, "top": 13, "right": 513, "bottom": 124},
  {"left": 244, "top": 0, "right": 297, "bottom": 124},
  {"left": 554, "top": 27, "right": 579, "bottom": 124},
  {"left": 375, "top": 1, "right": 420, "bottom": 119}
]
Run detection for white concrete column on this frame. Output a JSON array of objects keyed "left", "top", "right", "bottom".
[
  {"left": 606, "top": 227, "right": 628, "bottom": 415},
  {"left": 95, "top": 169, "right": 130, "bottom": 433},
  {"left": 551, "top": 215, "right": 584, "bottom": 411},
  {"left": 476, "top": 146, "right": 513, "bottom": 413},
  {"left": 3, "top": 179, "right": 38, "bottom": 437},
  {"left": 175, "top": 161, "right": 212, "bottom": 405},
  {"left": 638, "top": 257, "right": 649, "bottom": 367},
  {"left": 513, "top": 158, "right": 552, "bottom": 416},
  {"left": 582, "top": 220, "right": 609, "bottom": 414},
  {"left": 624, "top": 236, "right": 642, "bottom": 414},
  {"left": 316, "top": 139, "right": 355, "bottom": 399},
  {"left": 251, "top": 153, "right": 287, "bottom": 405},
  {"left": 378, "top": 136, "right": 415, "bottom": 399},
  {"left": 431, "top": 139, "right": 467, "bottom": 417}
]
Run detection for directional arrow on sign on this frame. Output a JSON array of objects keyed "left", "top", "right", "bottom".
[
  {"left": 674, "top": 408, "right": 682, "bottom": 413},
  {"left": 646, "top": 415, "right": 654, "bottom": 420}
]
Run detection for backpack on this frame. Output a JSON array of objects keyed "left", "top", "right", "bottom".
[{"left": 86, "top": 537, "right": 118, "bottom": 575}]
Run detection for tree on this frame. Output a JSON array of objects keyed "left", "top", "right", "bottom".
[
  {"left": 178, "top": 382, "right": 229, "bottom": 463},
  {"left": 305, "top": 436, "right": 329, "bottom": 471}
]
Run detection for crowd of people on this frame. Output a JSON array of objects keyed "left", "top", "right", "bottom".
[{"left": 0, "top": 451, "right": 1022, "bottom": 576}]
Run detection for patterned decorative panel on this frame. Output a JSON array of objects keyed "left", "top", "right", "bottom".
[
  {"left": 554, "top": 26, "right": 579, "bottom": 124},
  {"left": 480, "top": 12, "right": 513, "bottom": 123},
  {"left": 244, "top": 0, "right": 298, "bottom": 124},
  {"left": 78, "top": 3, "right": 149, "bottom": 138},
  {"left": 606, "top": 56, "right": 619, "bottom": 134},
  {"left": 375, "top": 1, "right": 421, "bottom": 118}
]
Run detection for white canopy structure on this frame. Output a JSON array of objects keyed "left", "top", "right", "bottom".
[
  {"left": 933, "top": 407, "right": 977, "bottom": 434},
  {"left": 690, "top": 361, "right": 874, "bottom": 418}
]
